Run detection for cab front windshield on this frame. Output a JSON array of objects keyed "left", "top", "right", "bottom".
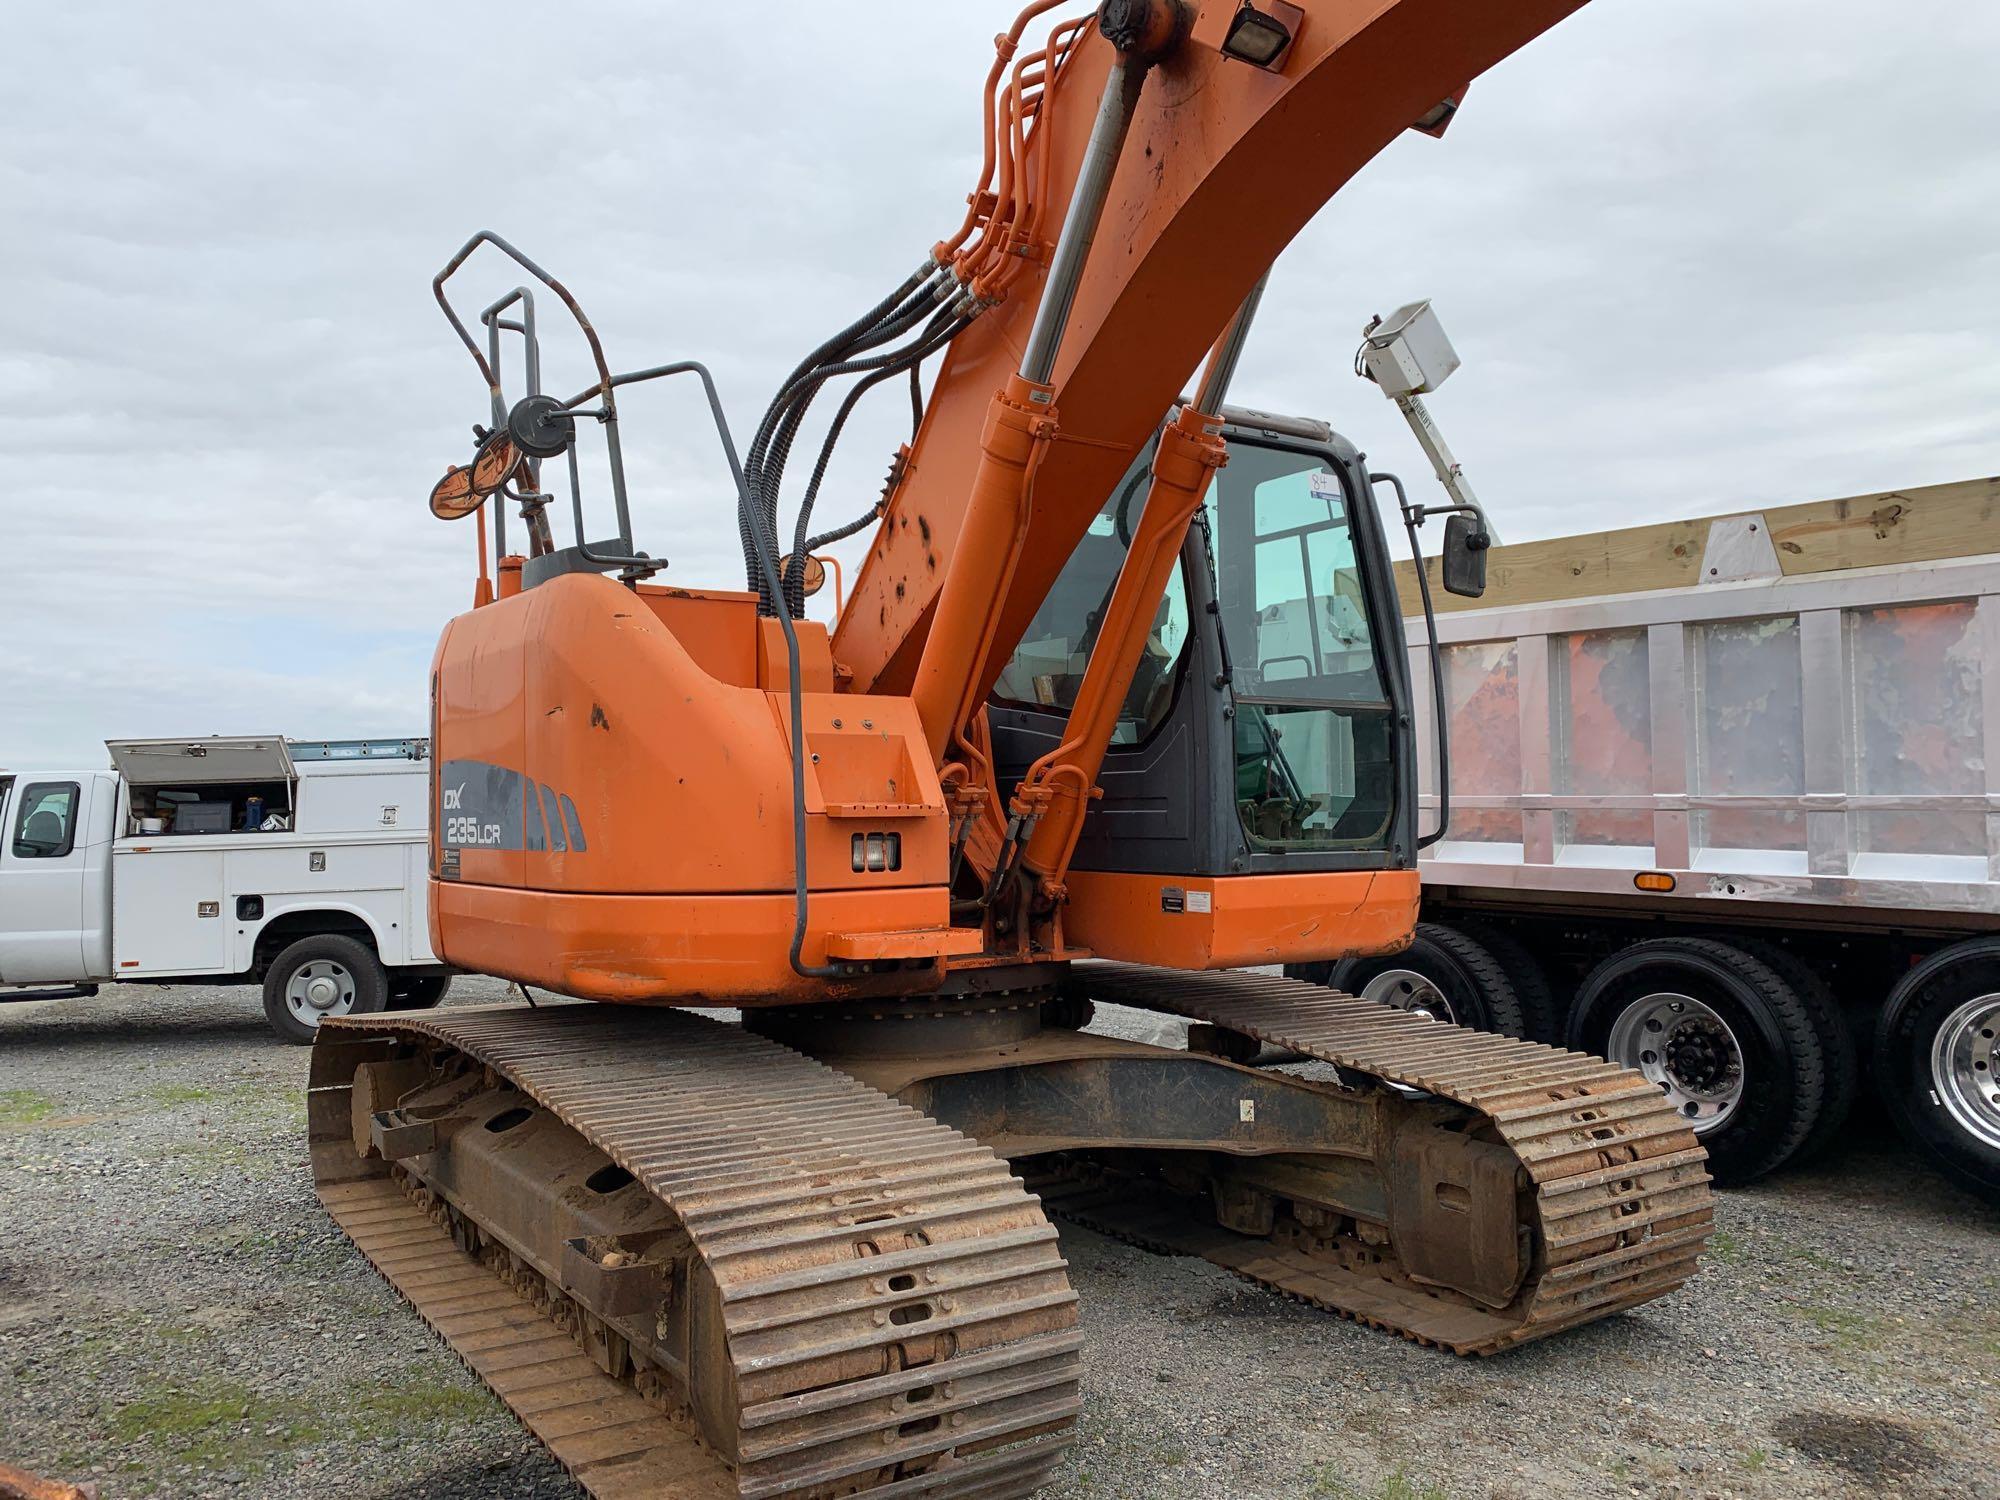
[{"left": 995, "top": 435, "right": 1396, "bottom": 853}]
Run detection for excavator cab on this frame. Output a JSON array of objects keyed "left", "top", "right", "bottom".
[{"left": 991, "top": 408, "right": 1417, "bottom": 962}]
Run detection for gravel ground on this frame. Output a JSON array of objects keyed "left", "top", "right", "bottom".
[{"left": 2, "top": 979, "right": 1996, "bottom": 1499}]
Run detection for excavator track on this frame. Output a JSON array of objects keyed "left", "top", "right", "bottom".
[
  {"left": 308, "top": 1006, "right": 1082, "bottom": 1500},
  {"left": 1049, "top": 963, "right": 1716, "bottom": 1354}
]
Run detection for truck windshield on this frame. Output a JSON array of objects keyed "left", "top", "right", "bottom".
[{"left": 1206, "top": 444, "right": 1395, "bottom": 852}]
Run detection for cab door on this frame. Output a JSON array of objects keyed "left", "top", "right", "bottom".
[
  {"left": 989, "top": 419, "right": 1416, "bottom": 877},
  {"left": 0, "top": 776, "right": 93, "bottom": 984}
]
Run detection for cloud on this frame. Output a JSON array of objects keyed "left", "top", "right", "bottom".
[{"left": 4, "top": 0, "right": 1996, "bottom": 767}]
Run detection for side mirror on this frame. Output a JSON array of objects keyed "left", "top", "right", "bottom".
[
  {"left": 429, "top": 430, "right": 525, "bottom": 521},
  {"left": 1440, "top": 512, "right": 1489, "bottom": 598},
  {"left": 429, "top": 464, "right": 484, "bottom": 520}
]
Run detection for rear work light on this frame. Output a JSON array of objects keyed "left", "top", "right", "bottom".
[{"left": 852, "top": 833, "right": 902, "bottom": 874}]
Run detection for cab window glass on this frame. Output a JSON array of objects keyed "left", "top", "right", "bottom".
[
  {"left": 994, "top": 444, "right": 1190, "bottom": 745},
  {"left": 1217, "top": 464, "right": 1386, "bottom": 707},
  {"left": 12, "top": 782, "right": 80, "bottom": 859}
]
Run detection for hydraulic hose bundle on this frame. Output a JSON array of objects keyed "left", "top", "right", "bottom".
[
  {"left": 740, "top": 264, "right": 968, "bottom": 615},
  {"left": 740, "top": 1, "right": 1096, "bottom": 620}
]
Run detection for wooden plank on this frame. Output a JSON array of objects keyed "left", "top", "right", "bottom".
[
  {"left": 1765, "top": 475, "right": 2000, "bottom": 576},
  {"left": 1395, "top": 475, "right": 2000, "bottom": 616},
  {"left": 1394, "top": 516, "right": 1708, "bottom": 616}
]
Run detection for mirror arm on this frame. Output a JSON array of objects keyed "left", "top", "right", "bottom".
[{"left": 1400, "top": 498, "right": 1486, "bottom": 531}]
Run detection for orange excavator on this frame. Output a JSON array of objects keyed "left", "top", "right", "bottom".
[{"left": 309, "top": 4, "right": 1713, "bottom": 1495}]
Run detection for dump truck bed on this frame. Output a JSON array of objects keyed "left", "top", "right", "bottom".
[{"left": 1397, "top": 475, "right": 2000, "bottom": 923}]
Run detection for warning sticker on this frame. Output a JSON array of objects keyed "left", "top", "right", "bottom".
[{"left": 1186, "top": 890, "right": 1213, "bottom": 914}]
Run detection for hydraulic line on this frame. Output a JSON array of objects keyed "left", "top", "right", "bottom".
[
  {"left": 747, "top": 275, "right": 956, "bottom": 613},
  {"left": 740, "top": 263, "right": 944, "bottom": 601},
  {"left": 805, "top": 506, "right": 884, "bottom": 553},
  {"left": 746, "top": 6, "right": 1098, "bottom": 613},
  {"left": 749, "top": 297, "right": 940, "bottom": 563},
  {"left": 935, "top": 0, "right": 1078, "bottom": 266},
  {"left": 755, "top": 273, "right": 944, "bottom": 451},
  {"left": 742, "top": 265, "right": 935, "bottom": 482},
  {"left": 911, "top": 47, "right": 1151, "bottom": 760},
  {"left": 766, "top": 307, "right": 963, "bottom": 614},
  {"left": 787, "top": 306, "right": 968, "bottom": 596}
]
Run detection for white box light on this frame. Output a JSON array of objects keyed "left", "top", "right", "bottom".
[{"left": 1360, "top": 300, "right": 1461, "bottom": 397}]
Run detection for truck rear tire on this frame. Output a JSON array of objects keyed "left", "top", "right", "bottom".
[
  {"left": 262, "top": 934, "right": 388, "bottom": 1045},
  {"left": 387, "top": 975, "right": 453, "bottom": 1011},
  {"left": 1322, "top": 922, "right": 1528, "bottom": 1038},
  {"left": 1874, "top": 938, "right": 2000, "bottom": 1203},
  {"left": 1454, "top": 920, "right": 1564, "bottom": 1044},
  {"left": 1729, "top": 937, "right": 1858, "bottom": 1164},
  {"left": 1569, "top": 937, "right": 1828, "bottom": 1185}
]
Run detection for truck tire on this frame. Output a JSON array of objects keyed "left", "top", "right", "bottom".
[
  {"left": 387, "top": 975, "right": 453, "bottom": 1011},
  {"left": 1323, "top": 922, "right": 1528, "bottom": 1038},
  {"left": 1454, "top": 920, "right": 1564, "bottom": 1044},
  {"left": 262, "top": 934, "right": 388, "bottom": 1046},
  {"left": 1730, "top": 937, "right": 1858, "bottom": 1164},
  {"left": 1874, "top": 938, "right": 2000, "bottom": 1203},
  {"left": 1569, "top": 937, "right": 1827, "bottom": 1185}
]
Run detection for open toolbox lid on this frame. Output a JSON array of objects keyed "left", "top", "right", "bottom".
[{"left": 106, "top": 736, "right": 296, "bottom": 787}]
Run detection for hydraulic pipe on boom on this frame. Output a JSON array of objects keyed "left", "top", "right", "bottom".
[{"left": 910, "top": 51, "right": 1151, "bottom": 766}]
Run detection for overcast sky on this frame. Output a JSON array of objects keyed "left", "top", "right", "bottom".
[{"left": 5, "top": 0, "right": 1996, "bottom": 769}]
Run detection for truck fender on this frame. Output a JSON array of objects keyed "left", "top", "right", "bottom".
[{"left": 237, "top": 898, "right": 399, "bottom": 975}]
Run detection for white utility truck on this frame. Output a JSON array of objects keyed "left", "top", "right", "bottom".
[
  {"left": 0, "top": 736, "right": 451, "bottom": 1042},
  {"left": 1293, "top": 475, "right": 2000, "bottom": 1204}
]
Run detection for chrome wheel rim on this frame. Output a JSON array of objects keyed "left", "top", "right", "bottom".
[
  {"left": 286, "top": 959, "right": 356, "bottom": 1028},
  {"left": 1608, "top": 991, "right": 1745, "bottom": 1134},
  {"left": 1361, "top": 968, "right": 1456, "bottom": 1025},
  {"left": 1930, "top": 993, "right": 2000, "bottom": 1151}
]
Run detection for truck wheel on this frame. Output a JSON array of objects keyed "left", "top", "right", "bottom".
[
  {"left": 1569, "top": 937, "right": 1827, "bottom": 1185},
  {"left": 387, "top": 975, "right": 453, "bottom": 1011},
  {"left": 1327, "top": 923, "right": 1528, "bottom": 1038},
  {"left": 1454, "top": 921, "right": 1564, "bottom": 1044},
  {"left": 1874, "top": 938, "right": 2000, "bottom": 1203},
  {"left": 262, "top": 934, "right": 388, "bottom": 1045},
  {"left": 1731, "top": 937, "right": 1857, "bottom": 1163}
]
